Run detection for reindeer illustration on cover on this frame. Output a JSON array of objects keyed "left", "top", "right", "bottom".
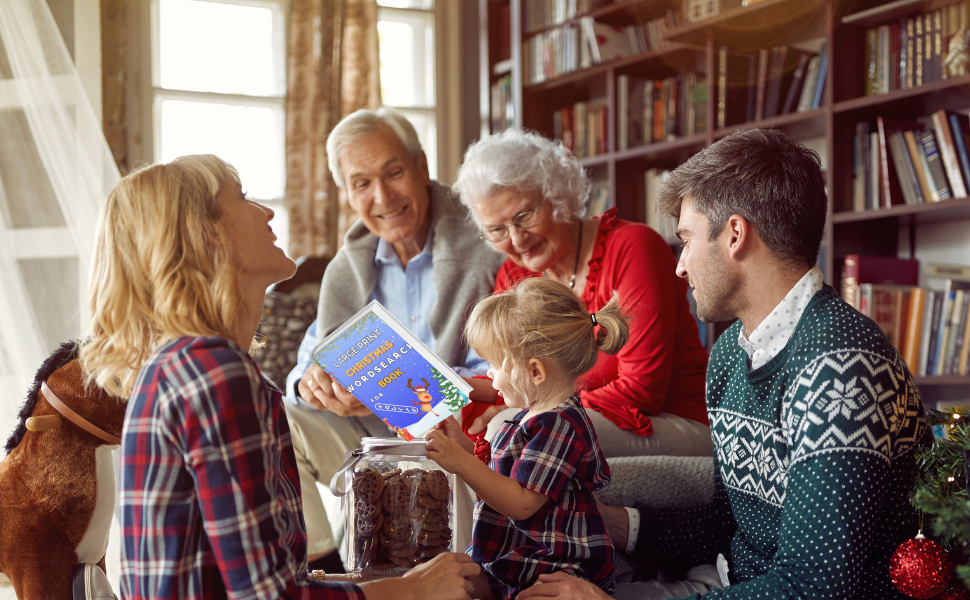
[{"left": 407, "top": 378, "right": 439, "bottom": 416}]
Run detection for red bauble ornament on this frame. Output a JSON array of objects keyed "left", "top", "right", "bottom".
[
  {"left": 889, "top": 533, "right": 953, "bottom": 599},
  {"left": 938, "top": 580, "right": 970, "bottom": 600}
]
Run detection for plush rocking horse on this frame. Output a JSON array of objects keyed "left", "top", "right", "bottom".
[{"left": 0, "top": 341, "right": 125, "bottom": 599}]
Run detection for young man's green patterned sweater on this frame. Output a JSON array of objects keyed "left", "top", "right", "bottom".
[{"left": 637, "top": 285, "right": 928, "bottom": 600}]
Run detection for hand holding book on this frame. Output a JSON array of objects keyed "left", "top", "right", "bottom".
[{"left": 298, "top": 363, "right": 373, "bottom": 417}]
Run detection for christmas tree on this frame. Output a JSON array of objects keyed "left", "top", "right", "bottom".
[
  {"left": 429, "top": 366, "right": 468, "bottom": 413},
  {"left": 912, "top": 407, "right": 970, "bottom": 587}
]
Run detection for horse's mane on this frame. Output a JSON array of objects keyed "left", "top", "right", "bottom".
[{"left": 4, "top": 340, "right": 81, "bottom": 455}]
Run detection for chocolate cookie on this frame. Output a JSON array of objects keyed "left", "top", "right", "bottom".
[
  {"left": 382, "top": 481, "right": 411, "bottom": 515},
  {"left": 424, "top": 470, "right": 449, "bottom": 501},
  {"left": 356, "top": 499, "right": 382, "bottom": 522},
  {"left": 356, "top": 511, "right": 383, "bottom": 537},
  {"left": 381, "top": 513, "right": 413, "bottom": 542},
  {"left": 353, "top": 468, "right": 385, "bottom": 504}
]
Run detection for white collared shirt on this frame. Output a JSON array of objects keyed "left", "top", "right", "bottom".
[{"left": 738, "top": 266, "right": 824, "bottom": 371}]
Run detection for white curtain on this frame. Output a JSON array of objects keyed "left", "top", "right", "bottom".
[{"left": 0, "top": 0, "right": 119, "bottom": 449}]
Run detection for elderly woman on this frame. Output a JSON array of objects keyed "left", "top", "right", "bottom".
[
  {"left": 454, "top": 130, "right": 710, "bottom": 457},
  {"left": 79, "top": 155, "right": 479, "bottom": 600}
]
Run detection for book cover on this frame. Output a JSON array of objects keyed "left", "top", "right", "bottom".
[
  {"left": 589, "top": 21, "right": 636, "bottom": 62},
  {"left": 950, "top": 290, "right": 970, "bottom": 374},
  {"left": 869, "top": 131, "right": 880, "bottom": 210},
  {"left": 930, "top": 110, "right": 967, "bottom": 198},
  {"left": 310, "top": 300, "right": 472, "bottom": 441},
  {"left": 617, "top": 75, "right": 628, "bottom": 151},
  {"left": 932, "top": 9, "right": 943, "bottom": 83},
  {"left": 948, "top": 112, "right": 970, "bottom": 190},
  {"left": 628, "top": 77, "right": 647, "bottom": 148},
  {"left": 797, "top": 55, "right": 820, "bottom": 113},
  {"left": 745, "top": 52, "right": 759, "bottom": 120},
  {"left": 865, "top": 28, "right": 878, "bottom": 96},
  {"left": 920, "top": 290, "right": 941, "bottom": 376},
  {"left": 861, "top": 284, "right": 912, "bottom": 345},
  {"left": 905, "top": 17, "right": 914, "bottom": 89},
  {"left": 915, "top": 16, "right": 924, "bottom": 86},
  {"left": 932, "top": 280, "right": 970, "bottom": 375},
  {"left": 782, "top": 50, "right": 811, "bottom": 115},
  {"left": 944, "top": 289, "right": 966, "bottom": 374},
  {"left": 925, "top": 290, "right": 946, "bottom": 376},
  {"left": 904, "top": 130, "right": 937, "bottom": 202},
  {"left": 854, "top": 123, "right": 866, "bottom": 211},
  {"left": 892, "top": 287, "right": 912, "bottom": 351},
  {"left": 878, "top": 25, "right": 891, "bottom": 94},
  {"left": 811, "top": 41, "right": 827, "bottom": 109},
  {"left": 919, "top": 129, "right": 952, "bottom": 201},
  {"left": 842, "top": 255, "right": 920, "bottom": 308},
  {"left": 888, "top": 130, "right": 922, "bottom": 205},
  {"left": 957, "top": 296, "right": 970, "bottom": 375},
  {"left": 763, "top": 45, "right": 789, "bottom": 118},
  {"left": 876, "top": 116, "right": 908, "bottom": 207},
  {"left": 904, "top": 287, "right": 926, "bottom": 374},
  {"left": 924, "top": 13, "right": 933, "bottom": 84},
  {"left": 754, "top": 47, "right": 769, "bottom": 121}
]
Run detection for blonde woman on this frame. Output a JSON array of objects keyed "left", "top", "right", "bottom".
[{"left": 80, "top": 155, "right": 479, "bottom": 600}]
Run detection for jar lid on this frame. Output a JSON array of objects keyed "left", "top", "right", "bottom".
[{"left": 361, "top": 436, "right": 428, "bottom": 457}]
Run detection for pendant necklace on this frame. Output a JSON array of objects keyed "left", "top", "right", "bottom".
[{"left": 568, "top": 219, "right": 583, "bottom": 289}]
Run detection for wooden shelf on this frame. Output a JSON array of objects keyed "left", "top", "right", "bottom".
[
  {"left": 614, "top": 133, "right": 709, "bottom": 162},
  {"left": 714, "top": 108, "right": 827, "bottom": 140},
  {"left": 832, "top": 196, "right": 970, "bottom": 225},
  {"left": 524, "top": 43, "right": 692, "bottom": 92},
  {"left": 664, "top": 0, "right": 826, "bottom": 51},
  {"left": 523, "top": 0, "right": 674, "bottom": 37},
  {"left": 841, "top": 0, "right": 953, "bottom": 27},
  {"left": 833, "top": 74, "right": 970, "bottom": 115},
  {"left": 915, "top": 375, "right": 970, "bottom": 385}
]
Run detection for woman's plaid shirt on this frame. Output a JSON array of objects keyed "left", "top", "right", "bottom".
[{"left": 119, "top": 336, "right": 364, "bottom": 600}]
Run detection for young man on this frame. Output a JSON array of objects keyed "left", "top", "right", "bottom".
[
  {"left": 519, "top": 129, "right": 928, "bottom": 600},
  {"left": 282, "top": 108, "right": 504, "bottom": 570}
]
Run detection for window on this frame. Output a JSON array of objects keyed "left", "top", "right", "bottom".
[
  {"left": 151, "top": 0, "right": 288, "bottom": 246},
  {"left": 377, "top": 0, "right": 437, "bottom": 180}
]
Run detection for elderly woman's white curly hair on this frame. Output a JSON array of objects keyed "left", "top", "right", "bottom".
[{"left": 453, "top": 129, "right": 591, "bottom": 224}]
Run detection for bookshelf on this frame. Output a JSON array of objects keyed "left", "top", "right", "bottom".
[{"left": 479, "top": 0, "right": 970, "bottom": 401}]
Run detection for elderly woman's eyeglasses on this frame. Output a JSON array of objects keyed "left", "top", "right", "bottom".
[{"left": 480, "top": 203, "right": 543, "bottom": 242}]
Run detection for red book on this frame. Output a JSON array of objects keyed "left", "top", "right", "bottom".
[{"left": 842, "top": 254, "right": 920, "bottom": 309}]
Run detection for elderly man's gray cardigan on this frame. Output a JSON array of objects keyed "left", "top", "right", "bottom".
[{"left": 315, "top": 180, "right": 506, "bottom": 366}]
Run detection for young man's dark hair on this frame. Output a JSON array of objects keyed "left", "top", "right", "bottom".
[{"left": 657, "top": 128, "right": 827, "bottom": 269}]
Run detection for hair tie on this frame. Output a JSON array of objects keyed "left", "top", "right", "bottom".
[{"left": 590, "top": 313, "right": 598, "bottom": 326}]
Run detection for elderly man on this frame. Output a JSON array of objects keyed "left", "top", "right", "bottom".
[
  {"left": 520, "top": 129, "right": 928, "bottom": 600},
  {"left": 283, "top": 108, "right": 504, "bottom": 572}
]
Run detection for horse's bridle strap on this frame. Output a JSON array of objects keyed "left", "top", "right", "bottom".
[{"left": 41, "top": 381, "right": 122, "bottom": 444}]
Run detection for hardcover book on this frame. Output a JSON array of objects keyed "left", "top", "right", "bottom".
[{"left": 310, "top": 300, "right": 472, "bottom": 441}]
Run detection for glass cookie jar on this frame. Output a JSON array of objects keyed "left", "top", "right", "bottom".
[{"left": 331, "top": 437, "right": 456, "bottom": 574}]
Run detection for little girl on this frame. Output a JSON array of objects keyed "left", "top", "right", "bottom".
[{"left": 425, "top": 277, "right": 629, "bottom": 600}]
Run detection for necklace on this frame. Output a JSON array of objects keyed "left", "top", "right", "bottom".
[{"left": 568, "top": 219, "right": 583, "bottom": 289}]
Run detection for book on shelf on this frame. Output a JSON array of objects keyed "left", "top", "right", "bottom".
[
  {"left": 904, "top": 129, "right": 937, "bottom": 203},
  {"left": 523, "top": 0, "right": 608, "bottom": 33},
  {"left": 684, "top": 0, "right": 743, "bottom": 23},
  {"left": 490, "top": 74, "right": 514, "bottom": 134},
  {"left": 919, "top": 129, "right": 953, "bottom": 201},
  {"left": 903, "top": 287, "right": 927, "bottom": 373},
  {"left": 948, "top": 112, "right": 970, "bottom": 190},
  {"left": 716, "top": 46, "right": 753, "bottom": 128},
  {"left": 310, "top": 300, "right": 472, "bottom": 441},
  {"left": 889, "top": 129, "right": 923, "bottom": 205},
  {"left": 862, "top": 4, "right": 968, "bottom": 98},
  {"left": 858, "top": 284, "right": 912, "bottom": 350},
  {"left": 931, "top": 109, "right": 969, "bottom": 198},
  {"left": 754, "top": 48, "right": 769, "bottom": 121},
  {"left": 781, "top": 50, "right": 812, "bottom": 115},
  {"left": 614, "top": 72, "right": 703, "bottom": 148},
  {"left": 841, "top": 254, "right": 919, "bottom": 310}
]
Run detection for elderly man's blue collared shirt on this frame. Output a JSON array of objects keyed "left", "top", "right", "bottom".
[{"left": 284, "top": 228, "right": 487, "bottom": 407}]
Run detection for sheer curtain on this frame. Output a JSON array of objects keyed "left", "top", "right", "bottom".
[{"left": 0, "top": 0, "right": 119, "bottom": 457}]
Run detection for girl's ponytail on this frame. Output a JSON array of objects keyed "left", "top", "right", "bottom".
[{"left": 593, "top": 292, "right": 630, "bottom": 357}]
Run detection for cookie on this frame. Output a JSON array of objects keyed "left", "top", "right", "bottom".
[
  {"left": 386, "top": 541, "right": 418, "bottom": 558},
  {"left": 418, "top": 529, "right": 441, "bottom": 546},
  {"left": 382, "top": 481, "right": 411, "bottom": 515},
  {"left": 382, "top": 468, "right": 402, "bottom": 481},
  {"left": 401, "top": 468, "right": 423, "bottom": 491},
  {"left": 419, "top": 544, "right": 448, "bottom": 559},
  {"left": 415, "top": 493, "right": 442, "bottom": 511},
  {"left": 424, "top": 470, "right": 449, "bottom": 501},
  {"left": 356, "top": 499, "right": 382, "bottom": 522},
  {"left": 387, "top": 553, "right": 418, "bottom": 568},
  {"left": 353, "top": 468, "right": 385, "bottom": 504},
  {"left": 381, "top": 513, "right": 413, "bottom": 542},
  {"left": 356, "top": 511, "right": 383, "bottom": 537},
  {"left": 409, "top": 505, "right": 430, "bottom": 522}
]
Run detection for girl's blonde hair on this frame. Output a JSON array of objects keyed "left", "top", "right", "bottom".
[
  {"left": 80, "top": 155, "right": 244, "bottom": 398},
  {"left": 465, "top": 278, "right": 629, "bottom": 404}
]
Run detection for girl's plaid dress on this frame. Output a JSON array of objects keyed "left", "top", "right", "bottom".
[{"left": 469, "top": 394, "right": 615, "bottom": 600}]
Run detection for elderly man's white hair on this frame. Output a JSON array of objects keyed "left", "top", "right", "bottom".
[{"left": 327, "top": 107, "right": 425, "bottom": 188}]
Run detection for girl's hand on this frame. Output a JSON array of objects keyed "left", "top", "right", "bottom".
[
  {"left": 425, "top": 429, "right": 470, "bottom": 475},
  {"left": 436, "top": 416, "right": 475, "bottom": 454}
]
